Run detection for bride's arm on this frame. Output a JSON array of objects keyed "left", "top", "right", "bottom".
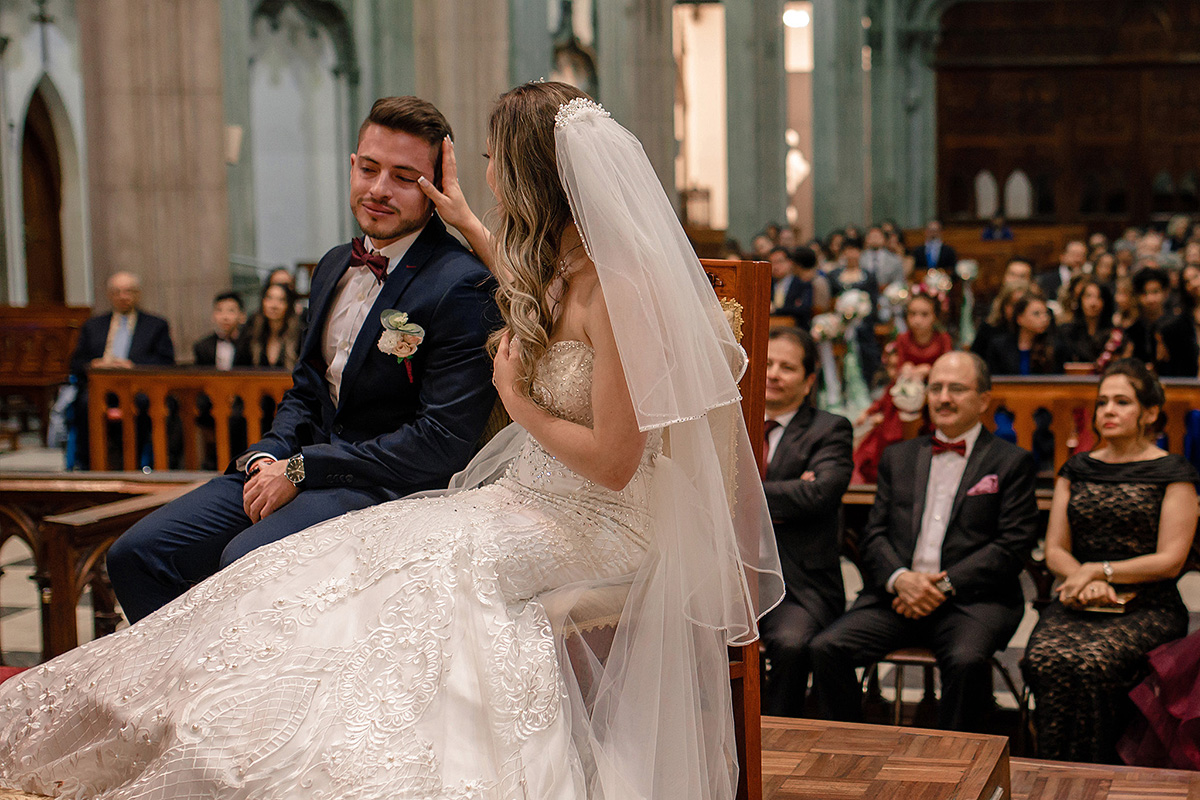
[
  {"left": 418, "top": 138, "right": 503, "bottom": 277},
  {"left": 495, "top": 286, "right": 647, "bottom": 492}
]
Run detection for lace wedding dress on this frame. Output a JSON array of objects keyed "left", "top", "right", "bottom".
[{"left": 0, "top": 341, "right": 661, "bottom": 799}]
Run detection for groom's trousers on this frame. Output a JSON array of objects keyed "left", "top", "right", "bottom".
[{"left": 107, "top": 473, "right": 387, "bottom": 623}]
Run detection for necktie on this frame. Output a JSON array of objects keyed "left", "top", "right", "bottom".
[
  {"left": 111, "top": 315, "right": 132, "bottom": 360},
  {"left": 761, "top": 419, "right": 782, "bottom": 478},
  {"left": 349, "top": 238, "right": 389, "bottom": 284},
  {"left": 931, "top": 437, "right": 966, "bottom": 457}
]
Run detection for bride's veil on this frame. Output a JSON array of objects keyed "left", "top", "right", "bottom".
[{"left": 441, "top": 97, "right": 784, "bottom": 799}]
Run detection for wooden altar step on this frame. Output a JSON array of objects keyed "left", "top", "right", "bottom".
[{"left": 762, "top": 717, "right": 1200, "bottom": 800}]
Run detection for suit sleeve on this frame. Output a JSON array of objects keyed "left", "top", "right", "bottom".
[
  {"left": 944, "top": 449, "right": 1039, "bottom": 599},
  {"left": 146, "top": 318, "right": 175, "bottom": 365},
  {"left": 857, "top": 447, "right": 909, "bottom": 587},
  {"left": 763, "top": 415, "right": 853, "bottom": 520},
  {"left": 296, "top": 274, "right": 497, "bottom": 494},
  {"left": 69, "top": 320, "right": 103, "bottom": 376}
]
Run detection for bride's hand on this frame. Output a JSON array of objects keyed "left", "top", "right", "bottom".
[
  {"left": 492, "top": 330, "right": 522, "bottom": 405},
  {"left": 418, "top": 137, "right": 481, "bottom": 237}
]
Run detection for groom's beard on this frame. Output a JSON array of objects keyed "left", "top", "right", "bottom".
[{"left": 353, "top": 196, "right": 432, "bottom": 243}]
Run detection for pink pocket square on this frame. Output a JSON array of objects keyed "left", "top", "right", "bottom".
[{"left": 966, "top": 474, "right": 999, "bottom": 496}]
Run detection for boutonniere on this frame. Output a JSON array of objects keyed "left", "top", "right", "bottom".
[{"left": 377, "top": 310, "right": 425, "bottom": 381}]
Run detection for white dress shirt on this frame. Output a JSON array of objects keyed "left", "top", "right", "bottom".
[
  {"left": 887, "top": 422, "right": 982, "bottom": 592},
  {"left": 322, "top": 229, "right": 422, "bottom": 405},
  {"left": 215, "top": 339, "right": 236, "bottom": 371},
  {"left": 764, "top": 408, "right": 798, "bottom": 464}
]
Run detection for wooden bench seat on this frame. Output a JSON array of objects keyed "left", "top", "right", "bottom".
[{"left": 0, "top": 305, "right": 91, "bottom": 445}]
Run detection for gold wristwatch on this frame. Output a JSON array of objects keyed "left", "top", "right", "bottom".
[{"left": 285, "top": 454, "right": 305, "bottom": 487}]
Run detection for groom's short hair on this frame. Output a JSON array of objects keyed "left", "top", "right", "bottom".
[{"left": 358, "top": 96, "right": 453, "bottom": 148}]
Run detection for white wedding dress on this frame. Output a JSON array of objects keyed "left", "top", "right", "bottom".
[{"left": 0, "top": 341, "right": 661, "bottom": 799}]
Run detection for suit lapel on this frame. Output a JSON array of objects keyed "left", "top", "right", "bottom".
[
  {"left": 302, "top": 246, "right": 353, "bottom": 360},
  {"left": 336, "top": 217, "right": 446, "bottom": 412},
  {"left": 910, "top": 438, "right": 933, "bottom": 544},
  {"left": 767, "top": 405, "right": 814, "bottom": 478},
  {"left": 947, "top": 428, "right": 994, "bottom": 528}
]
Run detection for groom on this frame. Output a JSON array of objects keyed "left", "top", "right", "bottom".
[{"left": 108, "top": 97, "right": 499, "bottom": 622}]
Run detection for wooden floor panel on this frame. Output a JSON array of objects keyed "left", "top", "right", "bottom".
[{"left": 762, "top": 717, "right": 1200, "bottom": 800}]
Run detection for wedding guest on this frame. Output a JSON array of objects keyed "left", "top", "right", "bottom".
[
  {"left": 238, "top": 283, "right": 302, "bottom": 370},
  {"left": 862, "top": 226, "right": 905, "bottom": 289},
  {"left": 1125, "top": 267, "right": 1170, "bottom": 365},
  {"left": 1057, "top": 278, "right": 1116, "bottom": 364},
  {"left": 1022, "top": 360, "right": 1198, "bottom": 763},
  {"left": 982, "top": 215, "right": 1013, "bottom": 241},
  {"left": 1091, "top": 251, "right": 1117, "bottom": 287},
  {"left": 828, "top": 238, "right": 881, "bottom": 385},
  {"left": 852, "top": 291, "right": 950, "bottom": 482},
  {"left": 970, "top": 281, "right": 1030, "bottom": 362},
  {"left": 1038, "top": 240, "right": 1087, "bottom": 300},
  {"left": 193, "top": 291, "right": 247, "bottom": 370},
  {"left": 983, "top": 294, "right": 1064, "bottom": 376},
  {"left": 810, "top": 352, "right": 1039, "bottom": 732},
  {"left": 912, "top": 220, "right": 957, "bottom": 271},
  {"left": 1154, "top": 264, "right": 1200, "bottom": 378},
  {"left": 265, "top": 267, "right": 295, "bottom": 290},
  {"left": 1114, "top": 276, "right": 1138, "bottom": 329},
  {"left": 69, "top": 271, "right": 176, "bottom": 470},
  {"left": 761, "top": 327, "right": 853, "bottom": 717},
  {"left": 1001, "top": 257, "right": 1033, "bottom": 287}
]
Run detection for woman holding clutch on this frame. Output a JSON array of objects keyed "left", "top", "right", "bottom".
[{"left": 1021, "top": 359, "right": 1198, "bottom": 763}]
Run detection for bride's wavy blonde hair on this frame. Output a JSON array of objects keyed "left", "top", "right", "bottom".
[{"left": 486, "top": 81, "right": 589, "bottom": 398}]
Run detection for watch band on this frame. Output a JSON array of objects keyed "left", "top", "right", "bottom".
[{"left": 1101, "top": 561, "right": 1113, "bottom": 582}]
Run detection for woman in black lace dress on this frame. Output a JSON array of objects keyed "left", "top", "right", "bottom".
[{"left": 1021, "top": 359, "right": 1199, "bottom": 763}]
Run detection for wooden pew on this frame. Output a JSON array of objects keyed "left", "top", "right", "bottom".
[
  {"left": 987, "top": 376, "right": 1200, "bottom": 474},
  {"left": 903, "top": 224, "right": 1087, "bottom": 296},
  {"left": 0, "top": 305, "right": 91, "bottom": 443},
  {"left": 87, "top": 368, "right": 292, "bottom": 471},
  {"left": 0, "top": 471, "right": 213, "bottom": 662}
]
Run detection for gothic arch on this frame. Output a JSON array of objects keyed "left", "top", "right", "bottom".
[
  {"left": 253, "top": 0, "right": 359, "bottom": 84},
  {"left": 19, "top": 74, "right": 88, "bottom": 305}
]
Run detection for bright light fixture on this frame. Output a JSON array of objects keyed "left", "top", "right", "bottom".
[{"left": 782, "top": 8, "right": 810, "bottom": 28}]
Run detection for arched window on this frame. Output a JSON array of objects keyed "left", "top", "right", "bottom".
[
  {"left": 974, "top": 170, "right": 998, "bottom": 219},
  {"left": 1003, "top": 170, "right": 1033, "bottom": 219}
]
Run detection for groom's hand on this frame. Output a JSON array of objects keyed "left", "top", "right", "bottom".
[{"left": 243, "top": 458, "right": 299, "bottom": 522}]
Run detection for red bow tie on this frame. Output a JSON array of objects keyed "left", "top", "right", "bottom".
[
  {"left": 349, "top": 238, "right": 388, "bottom": 284},
  {"left": 932, "top": 437, "right": 967, "bottom": 457}
]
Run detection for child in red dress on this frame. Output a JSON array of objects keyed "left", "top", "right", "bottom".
[{"left": 853, "top": 290, "right": 953, "bottom": 482}]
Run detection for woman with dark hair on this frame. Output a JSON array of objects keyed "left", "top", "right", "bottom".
[
  {"left": 983, "top": 293, "right": 1065, "bottom": 375},
  {"left": 1021, "top": 359, "right": 1199, "bottom": 763},
  {"left": 237, "top": 282, "right": 301, "bottom": 370},
  {"left": 1058, "top": 277, "right": 1116, "bottom": 364},
  {"left": 1154, "top": 263, "right": 1200, "bottom": 378}
]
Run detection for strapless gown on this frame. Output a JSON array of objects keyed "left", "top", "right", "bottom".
[{"left": 0, "top": 341, "right": 661, "bottom": 799}]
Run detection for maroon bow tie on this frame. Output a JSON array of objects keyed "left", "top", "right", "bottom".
[
  {"left": 349, "top": 238, "right": 388, "bottom": 284},
  {"left": 932, "top": 437, "right": 966, "bottom": 457}
]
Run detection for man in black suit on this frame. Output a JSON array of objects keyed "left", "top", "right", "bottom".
[
  {"left": 760, "top": 327, "right": 853, "bottom": 716},
  {"left": 809, "top": 351, "right": 1039, "bottom": 731},
  {"left": 1037, "top": 239, "right": 1087, "bottom": 301},
  {"left": 108, "top": 96, "right": 499, "bottom": 622},
  {"left": 69, "top": 271, "right": 176, "bottom": 469},
  {"left": 192, "top": 291, "right": 245, "bottom": 370},
  {"left": 911, "top": 220, "right": 958, "bottom": 272}
]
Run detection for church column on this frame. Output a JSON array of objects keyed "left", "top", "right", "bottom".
[
  {"left": 509, "top": 0, "right": 553, "bottom": 86},
  {"left": 79, "top": 0, "right": 229, "bottom": 350},
  {"left": 221, "top": 0, "right": 255, "bottom": 280},
  {"left": 725, "top": 0, "right": 787, "bottom": 246},
  {"left": 902, "top": 25, "right": 939, "bottom": 227},
  {"left": 412, "top": 0, "right": 509, "bottom": 221},
  {"left": 596, "top": 0, "right": 675, "bottom": 199},
  {"left": 812, "top": 0, "right": 867, "bottom": 235},
  {"left": 869, "top": 0, "right": 902, "bottom": 225}
]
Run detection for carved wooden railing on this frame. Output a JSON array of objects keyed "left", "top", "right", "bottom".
[
  {"left": 987, "top": 376, "right": 1200, "bottom": 474},
  {"left": 0, "top": 305, "right": 91, "bottom": 439},
  {"left": 87, "top": 368, "right": 293, "bottom": 471}
]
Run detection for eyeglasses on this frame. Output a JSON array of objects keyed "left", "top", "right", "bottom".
[{"left": 926, "top": 382, "right": 975, "bottom": 397}]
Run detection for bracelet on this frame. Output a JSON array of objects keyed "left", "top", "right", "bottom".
[{"left": 1101, "top": 561, "right": 1113, "bottom": 582}]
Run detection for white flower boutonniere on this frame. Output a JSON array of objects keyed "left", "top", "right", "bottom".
[{"left": 377, "top": 310, "right": 425, "bottom": 381}]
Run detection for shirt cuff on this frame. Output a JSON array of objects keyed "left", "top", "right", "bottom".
[
  {"left": 886, "top": 568, "right": 909, "bottom": 594},
  {"left": 238, "top": 452, "right": 278, "bottom": 475}
]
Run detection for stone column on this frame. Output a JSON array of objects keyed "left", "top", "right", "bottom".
[
  {"left": 725, "top": 0, "right": 787, "bottom": 246},
  {"left": 869, "top": 0, "right": 902, "bottom": 225},
  {"left": 812, "top": 0, "right": 867, "bottom": 235},
  {"left": 902, "top": 26, "right": 939, "bottom": 228},
  {"left": 79, "top": 0, "right": 229, "bottom": 352},
  {"left": 510, "top": 0, "right": 553, "bottom": 86},
  {"left": 413, "top": 0, "right": 509, "bottom": 222},
  {"left": 596, "top": 0, "right": 675, "bottom": 199},
  {"left": 221, "top": 0, "right": 254, "bottom": 278}
]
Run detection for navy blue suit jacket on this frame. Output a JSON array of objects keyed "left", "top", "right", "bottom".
[
  {"left": 240, "top": 215, "right": 499, "bottom": 499},
  {"left": 70, "top": 311, "right": 176, "bottom": 375}
]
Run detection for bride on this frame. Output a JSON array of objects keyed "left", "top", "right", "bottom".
[{"left": 0, "top": 82, "right": 782, "bottom": 800}]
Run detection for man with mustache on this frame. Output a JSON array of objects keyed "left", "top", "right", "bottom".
[
  {"left": 107, "top": 97, "right": 498, "bottom": 622},
  {"left": 809, "top": 351, "right": 1038, "bottom": 731}
]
